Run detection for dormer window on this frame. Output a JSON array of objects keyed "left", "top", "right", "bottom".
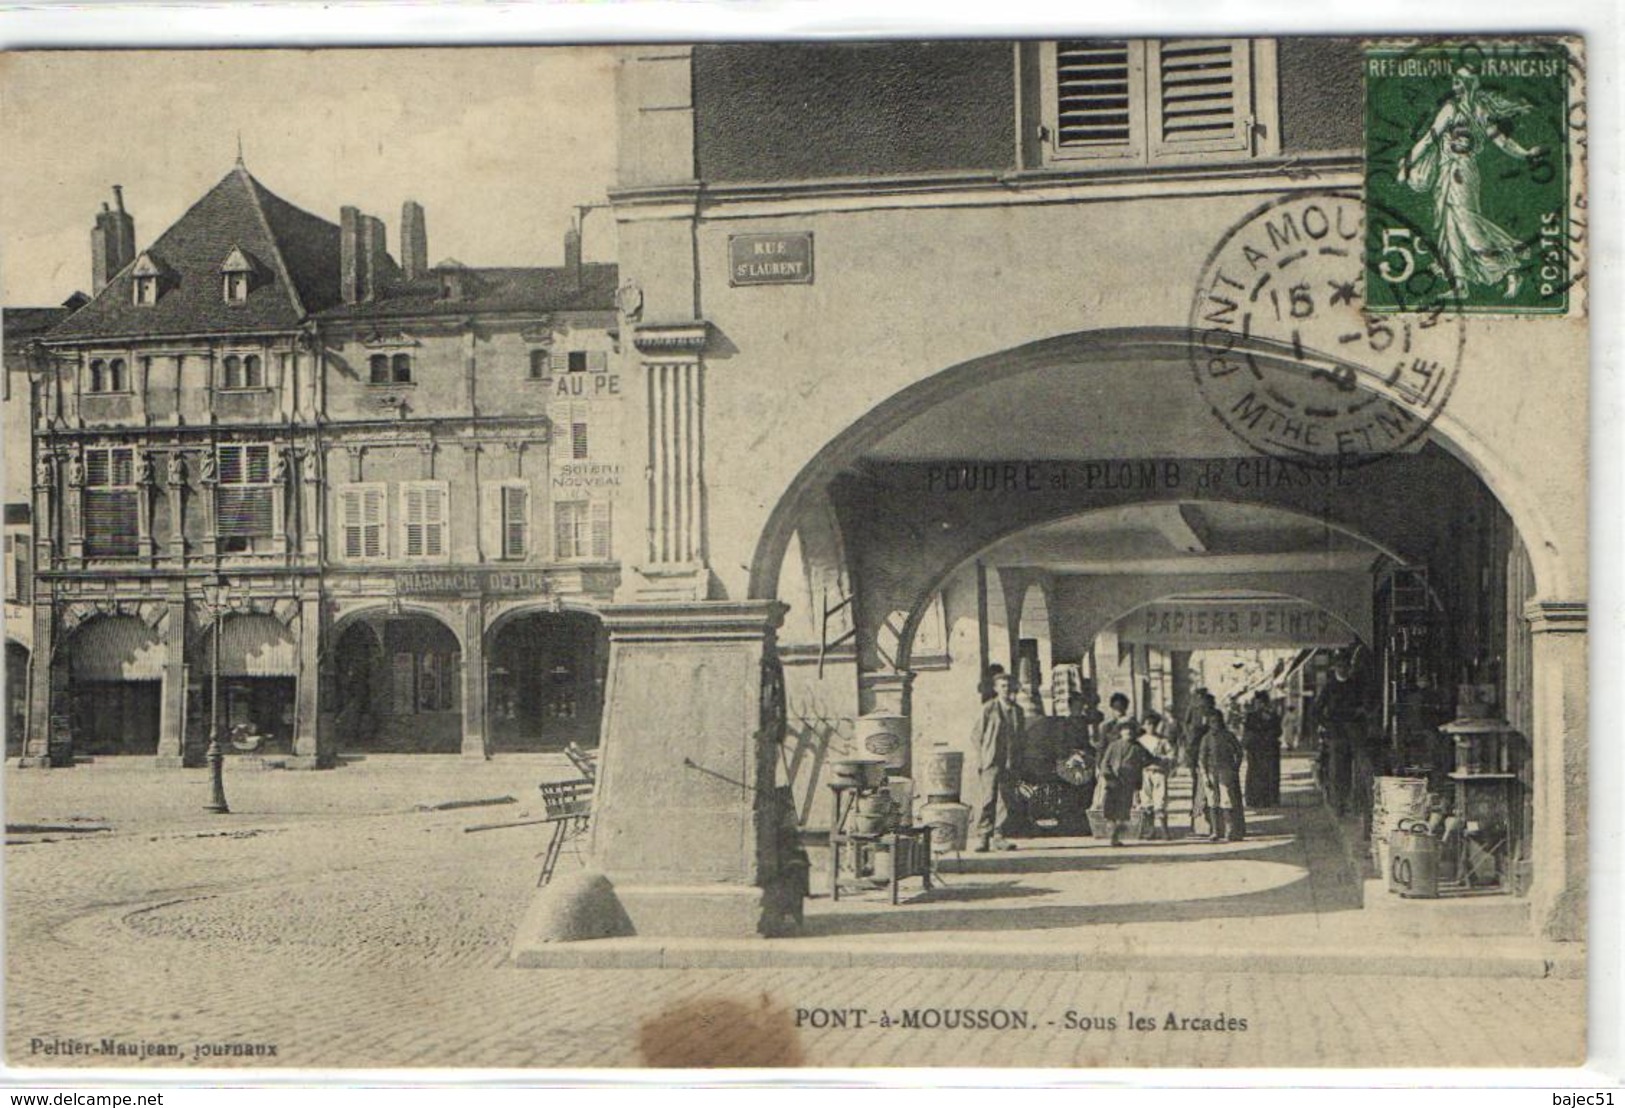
[
  {"left": 130, "top": 250, "right": 167, "bottom": 307},
  {"left": 220, "top": 245, "right": 257, "bottom": 304}
]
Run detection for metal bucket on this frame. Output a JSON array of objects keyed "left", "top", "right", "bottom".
[
  {"left": 1390, "top": 819, "right": 1440, "bottom": 899},
  {"left": 885, "top": 777, "right": 915, "bottom": 828},
  {"left": 920, "top": 801, "right": 971, "bottom": 852},
  {"left": 856, "top": 711, "right": 910, "bottom": 773},
  {"left": 921, "top": 749, "right": 965, "bottom": 803}
]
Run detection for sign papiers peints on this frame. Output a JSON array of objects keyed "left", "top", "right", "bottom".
[{"left": 1117, "top": 599, "right": 1355, "bottom": 650}]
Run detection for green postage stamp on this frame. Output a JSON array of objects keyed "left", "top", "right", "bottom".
[{"left": 1364, "top": 40, "right": 1575, "bottom": 315}]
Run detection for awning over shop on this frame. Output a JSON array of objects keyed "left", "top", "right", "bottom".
[
  {"left": 1117, "top": 598, "right": 1357, "bottom": 651},
  {"left": 68, "top": 616, "right": 165, "bottom": 681},
  {"left": 204, "top": 613, "right": 297, "bottom": 677}
]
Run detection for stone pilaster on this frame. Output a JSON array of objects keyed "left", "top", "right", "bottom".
[
  {"left": 287, "top": 595, "right": 327, "bottom": 769},
  {"left": 18, "top": 597, "right": 55, "bottom": 767},
  {"left": 625, "top": 323, "right": 710, "bottom": 603},
  {"left": 153, "top": 592, "right": 189, "bottom": 766},
  {"left": 460, "top": 597, "right": 488, "bottom": 760},
  {"left": 1523, "top": 599, "right": 1586, "bottom": 942}
]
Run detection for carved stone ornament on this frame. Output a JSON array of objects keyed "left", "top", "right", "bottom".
[{"left": 167, "top": 451, "right": 188, "bottom": 487}]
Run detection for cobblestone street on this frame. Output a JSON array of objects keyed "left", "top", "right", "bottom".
[{"left": 4, "top": 756, "right": 1586, "bottom": 1070}]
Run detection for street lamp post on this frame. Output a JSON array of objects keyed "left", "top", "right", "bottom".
[{"left": 202, "top": 579, "right": 231, "bottom": 814}]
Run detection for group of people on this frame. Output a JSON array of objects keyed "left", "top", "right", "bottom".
[{"left": 972, "top": 669, "right": 1285, "bottom": 853}]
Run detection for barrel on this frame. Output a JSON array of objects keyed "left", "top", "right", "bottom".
[
  {"left": 856, "top": 711, "right": 910, "bottom": 774},
  {"left": 919, "top": 801, "right": 971, "bottom": 852},
  {"left": 921, "top": 749, "right": 965, "bottom": 803}
]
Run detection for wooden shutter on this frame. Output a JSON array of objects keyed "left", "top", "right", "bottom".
[
  {"left": 502, "top": 485, "right": 528, "bottom": 559},
  {"left": 571, "top": 422, "right": 589, "bottom": 460},
  {"left": 554, "top": 501, "right": 580, "bottom": 560},
  {"left": 340, "top": 487, "right": 363, "bottom": 560},
  {"left": 403, "top": 485, "right": 426, "bottom": 557},
  {"left": 590, "top": 501, "right": 612, "bottom": 561},
  {"left": 1149, "top": 40, "right": 1252, "bottom": 156},
  {"left": 423, "top": 484, "right": 445, "bottom": 557},
  {"left": 1046, "top": 41, "right": 1145, "bottom": 161},
  {"left": 218, "top": 445, "right": 273, "bottom": 537},
  {"left": 403, "top": 483, "right": 447, "bottom": 558},
  {"left": 340, "top": 485, "right": 385, "bottom": 560}
]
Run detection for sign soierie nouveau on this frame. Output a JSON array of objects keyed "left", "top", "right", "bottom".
[{"left": 729, "top": 232, "right": 814, "bottom": 286}]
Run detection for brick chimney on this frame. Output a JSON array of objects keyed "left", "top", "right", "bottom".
[
  {"left": 564, "top": 223, "right": 582, "bottom": 290},
  {"left": 340, "top": 206, "right": 362, "bottom": 304},
  {"left": 360, "top": 215, "right": 388, "bottom": 302},
  {"left": 91, "top": 186, "right": 136, "bottom": 294},
  {"left": 400, "top": 201, "right": 427, "bottom": 280}
]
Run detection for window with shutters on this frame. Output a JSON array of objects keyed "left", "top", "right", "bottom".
[
  {"left": 541, "top": 350, "right": 608, "bottom": 377},
  {"left": 499, "top": 484, "right": 529, "bottom": 560},
  {"left": 216, "top": 443, "right": 275, "bottom": 552},
  {"left": 337, "top": 483, "right": 387, "bottom": 561},
  {"left": 554, "top": 500, "right": 612, "bottom": 562},
  {"left": 571, "top": 421, "right": 589, "bottom": 461},
  {"left": 83, "top": 447, "right": 138, "bottom": 557},
  {"left": 1039, "top": 39, "right": 1273, "bottom": 167},
  {"left": 399, "top": 481, "right": 449, "bottom": 561}
]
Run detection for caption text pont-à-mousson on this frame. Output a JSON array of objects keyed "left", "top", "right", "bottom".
[{"left": 793, "top": 1007, "right": 1249, "bottom": 1033}]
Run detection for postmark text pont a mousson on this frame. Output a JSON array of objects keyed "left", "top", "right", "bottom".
[
  {"left": 1365, "top": 39, "right": 1573, "bottom": 315},
  {"left": 1190, "top": 191, "right": 1463, "bottom": 464}
]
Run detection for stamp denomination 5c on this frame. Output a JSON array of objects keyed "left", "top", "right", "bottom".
[{"left": 1365, "top": 39, "right": 1575, "bottom": 315}]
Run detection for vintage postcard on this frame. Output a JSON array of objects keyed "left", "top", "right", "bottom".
[{"left": 0, "top": 33, "right": 1592, "bottom": 1073}]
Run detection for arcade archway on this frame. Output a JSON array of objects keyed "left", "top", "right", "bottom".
[{"left": 743, "top": 327, "right": 1560, "bottom": 933}]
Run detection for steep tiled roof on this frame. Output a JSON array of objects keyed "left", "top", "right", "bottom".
[
  {"left": 47, "top": 165, "right": 341, "bottom": 342},
  {"left": 2, "top": 306, "right": 74, "bottom": 347},
  {"left": 317, "top": 263, "right": 618, "bottom": 321}
]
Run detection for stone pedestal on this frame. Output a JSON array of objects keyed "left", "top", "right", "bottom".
[{"left": 513, "top": 600, "right": 797, "bottom": 947}]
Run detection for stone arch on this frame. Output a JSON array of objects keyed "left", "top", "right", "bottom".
[
  {"left": 746, "top": 326, "right": 1567, "bottom": 607},
  {"left": 888, "top": 498, "right": 1404, "bottom": 673}
]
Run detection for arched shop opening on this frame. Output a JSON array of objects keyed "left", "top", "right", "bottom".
[
  {"left": 6, "top": 640, "right": 30, "bottom": 759},
  {"left": 64, "top": 615, "right": 163, "bottom": 756},
  {"left": 329, "top": 611, "right": 462, "bottom": 754},
  {"left": 486, "top": 609, "right": 608, "bottom": 752},
  {"left": 195, "top": 613, "right": 298, "bottom": 756},
  {"left": 748, "top": 331, "right": 1567, "bottom": 932}
]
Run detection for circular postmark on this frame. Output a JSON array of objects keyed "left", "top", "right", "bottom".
[{"left": 1189, "top": 190, "right": 1465, "bottom": 467}]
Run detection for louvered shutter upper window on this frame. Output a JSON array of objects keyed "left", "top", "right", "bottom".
[
  {"left": 339, "top": 484, "right": 386, "bottom": 560},
  {"left": 501, "top": 485, "right": 529, "bottom": 560},
  {"left": 1150, "top": 40, "right": 1253, "bottom": 154},
  {"left": 401, "top": 482, "right": 448, "bottom": 560},
  {"left": 1042, "top": 39, "right": 1265, "bottom": 166},
  {"left": 216, "top": 444, "right": 275, "bottom": 539},
  {"left": 1048, "top": 41, "right": 1144, "bottom": 161}
]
